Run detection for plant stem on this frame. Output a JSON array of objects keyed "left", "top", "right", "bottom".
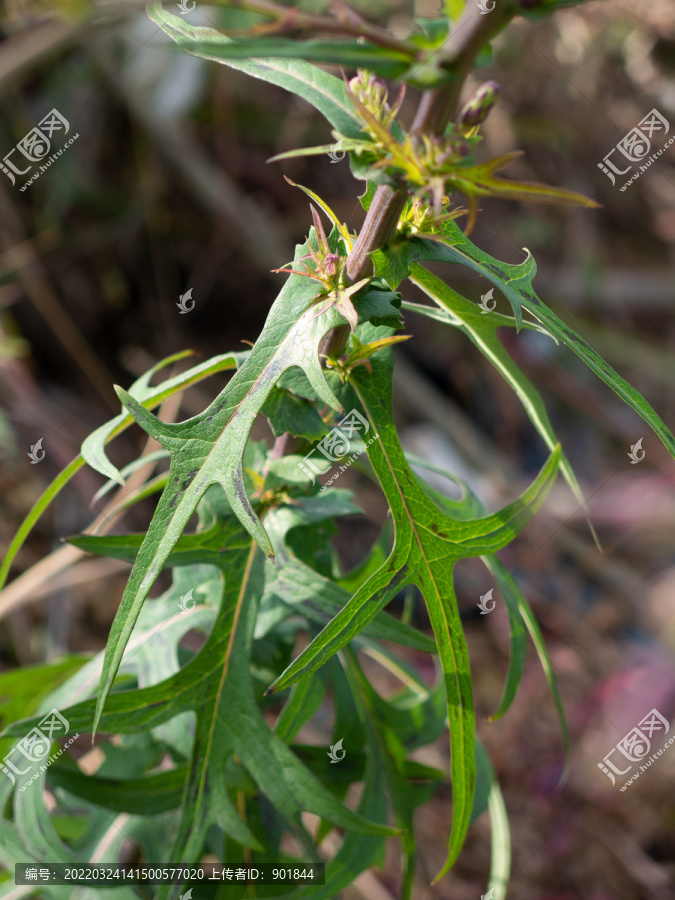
[
  {"left": 345, "top": 186, "right": 408, "bottom": 282},
  {"left": 345, "top": 0, "right": 519, "bottom": 286},
  {"left": 221, "top": 0, "right": 416, "bottom": 57},
  {"left": 320, "top": 2, "right": 517, "bottom": 360}
]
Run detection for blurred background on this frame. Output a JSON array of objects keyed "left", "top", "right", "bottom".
[{"left": 1, "top": 0, "right": 674, "bottom": 898}]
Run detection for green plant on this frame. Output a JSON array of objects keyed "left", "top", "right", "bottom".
[{"left": 1, "top": 1, "right": 674, "bottom": 898}]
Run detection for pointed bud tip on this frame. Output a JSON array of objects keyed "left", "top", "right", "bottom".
[{"left": 459, "top": 80, "right": 501, "bottom": 129}]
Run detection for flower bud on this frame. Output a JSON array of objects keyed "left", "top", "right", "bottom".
[
  {"left": 324, "top": 254, "right": 339, "bottom": 277},
  {"left": 348, "top": 70, "right": 388, "bottom": 115},
  {"left": 459, "top": 81, "right": 500, "bottom": 129}
]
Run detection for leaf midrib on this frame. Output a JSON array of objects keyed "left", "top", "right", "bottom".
[
  {"left": 353, "top": 381, "right": 469, "bottom": 858},
  {"left": 194, "top": 540, "right": 257, "bottom": 817}
]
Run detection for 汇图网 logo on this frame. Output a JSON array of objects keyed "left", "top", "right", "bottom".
[
  {"left": 298, "top": 409, "right": 372, "bottom": 485},
  {"left": 327, "top": 739, "right": 345, "bottom": 763},
  {"left": 178, "top": 589, "right": 196, "bottom": 614},
  {"left": 598, "top": 109, "right": 672, "bottom": 191},
  {"left": 177, "top": 288, "right": 195, "bottom": 314},
  {"left": 597, "top": 707, "right": 672, "bottom": 790},
  {"left": 327, "top": 139, "right": 346, "bottom": 163},
  {"left": 627, "top": 438, "right": 645, "bottom": 464},
  {"left": 0, "top": 709, "right": 70, "bottom": 786},
  {"left": 478, "top": 288, "right": 496, "bottom": 314},
  {"left": 477, "top": 588, "right": 495, "bottom": 614},
  {"left": 1, "top": 110, "right": 75, "bottom": 191},
  {"left": 27, "top": 438, "right": 45, "bottom": 464}
]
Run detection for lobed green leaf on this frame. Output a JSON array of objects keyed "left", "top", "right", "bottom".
[{"left": 373, "top": 225, "right": 675, "bottom": 460}]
